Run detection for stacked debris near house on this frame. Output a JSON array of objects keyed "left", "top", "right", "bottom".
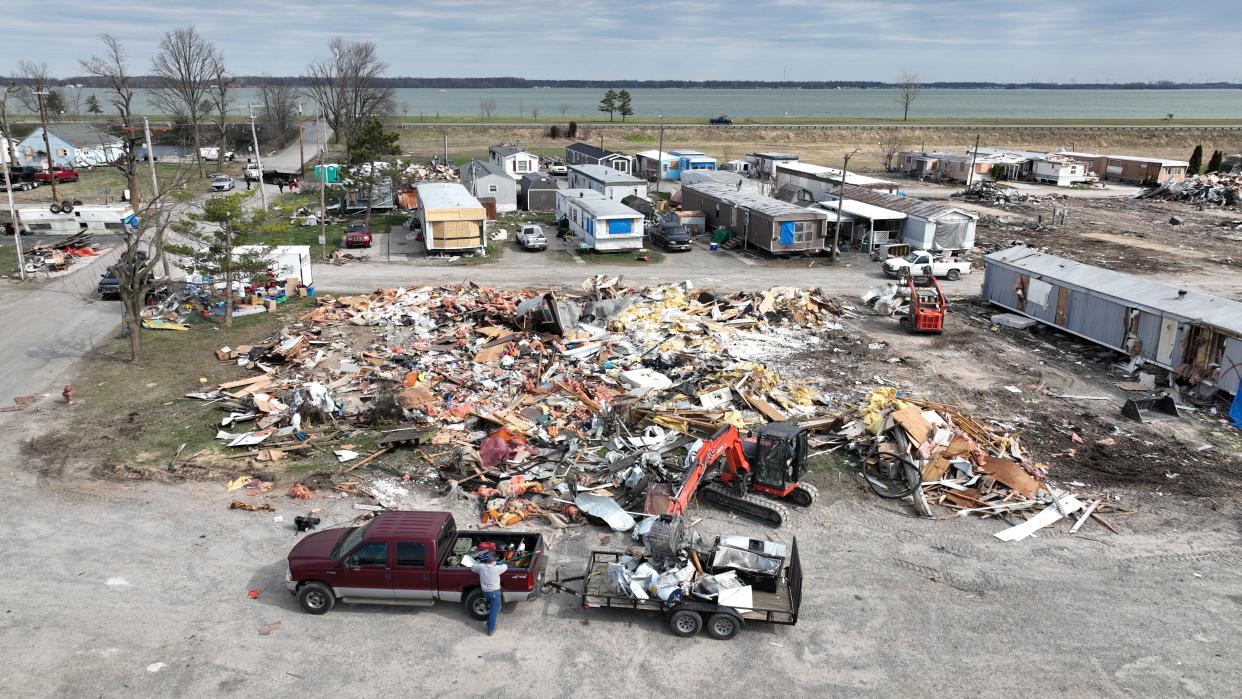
[
  {"left": 1137, "top": 173, "right": 1242, "bottom": 206},
  {"left": 402, "top": 162, "right": 459, "bottom": 182}
]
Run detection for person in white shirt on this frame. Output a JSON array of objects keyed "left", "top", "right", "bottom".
[{"left": 469, "top": 552, "right": 508, "bottom": 635}]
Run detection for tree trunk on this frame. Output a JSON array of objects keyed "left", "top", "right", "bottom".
[
  {"left": 122, "top": 291, "right": 144, "bottom": 361},
  {"left": 223, "top": 227, "right": 234, "bottom": 327},
  {"left": 903, "top": 104, "right": 909, "bottom": 121},
  {"left": 192, "top": 119, "right": 204, "bottom": 178},
  {"left": 218, "top": 121, "right": 228, "bottom": 171}
]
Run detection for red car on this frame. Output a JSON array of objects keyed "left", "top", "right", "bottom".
[
  {"left": 34, "top": 165, "right": 80, "bottom": 184},
  {"left": 285, "top": 511, "right": 546, "bottom": 619},
  {"left": 343, "top": 220, "right": 372, "bottom": 248}
]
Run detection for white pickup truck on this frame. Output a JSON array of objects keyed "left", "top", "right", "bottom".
[{"left": 882, "top": 250, "right": 972, "bottom": 280}]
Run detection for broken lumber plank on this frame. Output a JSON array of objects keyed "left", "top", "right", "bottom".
[
  {"left": 1090, "top": 511, "right": 1119, "bottom": 534},
  {"left": 343, "top": 446, "right": 393, "bottom": 473},
  {"left": 1070, "top": 499, "right": 1101, "bottom": 534}
]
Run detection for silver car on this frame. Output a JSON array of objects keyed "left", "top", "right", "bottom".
[{"left": 211, "top": 175, "right": 235, "bottom": 191}]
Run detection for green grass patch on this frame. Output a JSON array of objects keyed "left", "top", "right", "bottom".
[
  {"left": 60, "top": 299, "right": 318, "bottom": 471},
  {"left": 624, "top": 133, "right": 657, "bottom": 142},
  {"left": 447, "top": 239, "right": 506, "bottom": 265}
]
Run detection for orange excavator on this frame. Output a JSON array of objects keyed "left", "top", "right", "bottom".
[
  {"left": 899, "top": 269, "right": 947, "bottom": 334},
  {"left": 643, "top": 422, "right": 817, "bottom": 555}
]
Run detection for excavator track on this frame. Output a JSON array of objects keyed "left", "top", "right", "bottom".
[
  {"left": 701, "top": 483, "right": 790, "bottom": 527},
  {"left": 787, "top": 482, "right": 819, "bottom": 507}
]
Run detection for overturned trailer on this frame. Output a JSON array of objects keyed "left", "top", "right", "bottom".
[{"left": 983, "top": 246, "right": 1242, "bottom": 396}]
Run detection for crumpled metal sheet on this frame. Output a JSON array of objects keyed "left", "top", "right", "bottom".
[{"left": 574, "top": 493, "right": 635, "bottom": 532}]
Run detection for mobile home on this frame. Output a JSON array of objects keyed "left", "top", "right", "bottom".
[
  {"left": 3, "top": 203, "right": 135, "bottom": 235},
  {"left": 556, "top": 190, "right": 645, "bottom": 252},
  {"left": 567, "top": 164, "right": 648, "bottom": 201},
  {"left": 460, "top": 159, "right": 517, "bottom": 212},
  {"left": 565, "top": 142, "right": 634, "bottom": 174},
  {"left": 746, "top": 152, "right": 799, "bottom": 179},
  {"left": 680, "top": 181, "right": 829, "bottom": 254},
  {"left": 414, "top": 183, "right": 488, "bottom": 253},
  {"left": 821, "top": 184, "right": 977, "bottom": 253},
  {"left": 488, "top": 145, "right": 541, "bottom": 179}
]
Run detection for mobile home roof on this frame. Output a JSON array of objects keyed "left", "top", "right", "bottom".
[
  {"left": 416, "top": 182, "right": 485, "bottom": 211},
  {"left": 686, "top": 182, "right": 827, "bottom": 218}
]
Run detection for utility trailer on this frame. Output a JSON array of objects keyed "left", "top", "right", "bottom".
[{"left": 543, "top": 538, "right": 801, "bottom": 640}]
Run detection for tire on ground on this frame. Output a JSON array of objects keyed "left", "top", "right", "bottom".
[
  {"left": 668, "top": 609, "right": 702, "bottom": 638},
  {"left": 706, "top": 612, "right": 740, "bottom": 640},
  {"left": 297, "top": 581, "right": 335, "bottom": 615},
  {"left": 463, "top": 588, "right": 491, "bottom": 621}
]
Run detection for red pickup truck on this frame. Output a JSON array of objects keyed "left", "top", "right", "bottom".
[
  {"left": 285, "top": 510, "right": 546, "bottom": 619},
  {"left": 34, "top": 166, "right": 79, "bottom": 184}
]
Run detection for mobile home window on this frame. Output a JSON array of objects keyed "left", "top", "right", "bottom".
[
  {"left": 793, "top": 220, "right": 816, "bottom": 243},
  {"left": 515, "top": 160, "right": 530, "bottom": 173},
  {"left": 488, "top": 184, "right": 498, "bottom": 193}
]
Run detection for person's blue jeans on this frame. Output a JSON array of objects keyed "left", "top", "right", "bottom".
[{"left": 485, "top": 590, "right": 502, "bottom": 633}]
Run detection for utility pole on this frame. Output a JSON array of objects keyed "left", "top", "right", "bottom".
[
  {"left": 2, "top": 153, "right": 25, "bottom": 280},
  {"left": 297, "top": 103, "right": 305, "bottom": 175},
  {"left": 831, "top": 148, "right": 861, "bottom": 263},
  {"left": 316, "top": 114, "right": 326, "bottom": 260},
  {"left": 32, "top": 90, "right": 58, "bottom": 202},
  {"left": 965, "top": 134, "right": 981, "bottom": 188},
  {"left": 143, "top": 117, "right": 172, "bottom": 277},
  {"left": 442, "top": 131, "right": 448, "bottom": 164},
  {"left": 654, "top": 114, "right": 664, "bottom": 197},
  {"left": 247, "top": 104, "right": 267, "bottom": 209}
]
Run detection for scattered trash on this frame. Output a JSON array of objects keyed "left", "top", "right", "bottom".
[
  {"left": 230, "top": 501, "right": 274, "bottom": 512},
  {"left": 258, "top": 621, "right": 282, "bottom": 635},
  {"left": 247, "top": 588, "right": 262, "bottom": 599}
]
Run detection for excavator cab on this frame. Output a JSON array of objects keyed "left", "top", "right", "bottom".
[{"left": 741, "top": 422, "right": 809, "bottom": 496}]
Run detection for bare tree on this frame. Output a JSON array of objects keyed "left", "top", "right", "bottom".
[
  {"left": 479, "top": 98, "right": 497, "bottom": 119},
  {"left": 898, "top": 71, "right": 921, "bottom": 122},
  {"left": 258, "top": 80, "right": 298, "bottom": 147},
  {"left": 877, "top": 130, "right": 904, "bottom": 171},
  {"left": 530, "top": 106, "right": 539, "bottom": 120},
  {"left": 0, "top": 86, "right": 20, "bottom": 165},
  {"left": 13, "top": 61, "right": 52, "bottom": 114},
  {"left": 150, "top": 27, "right": 219, "bottom": 178},
  {"left": 559, "top": 103, "right": 570, "bottom": 117},
  {"left": 208, "top": 58, "right": 231, "bottom": 168},
  {"left": 304, "top": 37, "right": 394, "bottom": 153}
]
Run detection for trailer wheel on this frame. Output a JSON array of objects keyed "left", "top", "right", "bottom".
[
  {"left": 668, "top": 609, "right": 702, "bottom": 638},
  {"left": 706, "top": 613, "right": 740, "bottom": 640},
  {"left": 463, "top": 588, "right": 491, "bottom": 621},
  {"left": 946, "top": 269, "right": 961, "bottom": 281}
]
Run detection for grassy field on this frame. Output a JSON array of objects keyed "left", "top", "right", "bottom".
[
  {"left": 7, "top": 161, "right": 245, "bottom": 207},
  {"left": 389, "top": 115, "right": 1242, "bottom": 126}
]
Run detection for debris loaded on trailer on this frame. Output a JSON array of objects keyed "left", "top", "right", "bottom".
[
  {"left": 827, "top": 387, "right": 1130, "bottom": 540},
  {"left": 190, "top": 276, "right": 849, "bottom": 530}
]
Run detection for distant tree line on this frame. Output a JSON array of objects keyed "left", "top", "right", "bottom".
[{"left": 16, "top": 76, "right": 1242, "bottom": 90}]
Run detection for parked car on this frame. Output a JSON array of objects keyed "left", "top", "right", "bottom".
[
  {"left": 211, "top": 175, "right": 235, "bottom": 191},
  {"left": 285, "top": 510, "right": 547, "bottom": 618},
  {"left": 97, "top": 252, "right": 151, "bottom": 298},
  {"left": 882, "top": 249, "right": 972, "bottom": 280},
  {"left": 3, "top": 166, "right": 40, "bottom": 191},
  {"left": 709, "top": 115, "right": 733, "bottom": 125},
  {"left": 343, "top": 220, "right": 372, "bottom": 248},
  {"left": 243, "top": 163, "right": 261, "bottom": 181},
  {"left": 516, "top": 224, "right": 547, "bottom": 250},
  {"left": 547, "top": 161, "right": 568, "bottom": 176},
  {"left": 650, "top": 221, "right": 691, "bottom": 252},
  {"left": 34, "top": 165, "right": 79, "bottom": 184}
]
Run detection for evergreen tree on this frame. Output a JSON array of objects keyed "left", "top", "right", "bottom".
[
  {"left": 86, "top": 94, "right": 103, "bottom": 114},
  {"left": 598, "top": 89, "right": 617, "bottom": 121},
  {"left": 345, "top": 117, "right": 401, "bottom": 224},
  {"left": 1206, "top": 149, "right": 1224, "bottom": 173},
  {"left": 1188, "top": 144, "right": 1203, "bottom": 175},
  {"left": 44, "top": 90, "right": 66, "bottom": 115},
  {"left": 617, "top": 89, "right": 633, "bottom": 122}
]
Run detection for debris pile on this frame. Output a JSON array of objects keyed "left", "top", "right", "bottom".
[
  {"left": 193, "top": 277, "right": 848, "bottom": 529},
  {"left": 1137, "top": 173, "right": 1242, "bottom": 206},
  {"left": 23, "top": 233, "right": 105, "bottom": 275},
  {"left": 953, "top": 181, "right": 1040, "bottom": 206},
  {"left": 598, "top": 535, "right": 787, "bottom": 610},
  {"left": 836, "top": 388, "right": 1124, "bottom": 540},
  {"left": 402, "top": 162, "right": 458, "bottom": 182}
]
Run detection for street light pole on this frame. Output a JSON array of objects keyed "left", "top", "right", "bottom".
[
  {"left": 247, "top": 104, "right": 267, "bottom": 209},
  {"left": 831, "top": 148, "right": 861, "bottom": 263},
  {"left": 297, "top": 103, "right": 305, "bottom": 175},
  {"left": 32, "top": 90, "right": 58, "bottom": 202},
  {"left": 654, "top": 114, "right": 663, "bottom": 197},
  {"left": 316, "top": 114, "right": 326, "bottom": 260}
]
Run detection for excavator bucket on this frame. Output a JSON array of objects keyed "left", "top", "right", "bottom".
[{"left": 1120, "top": 395, "right": 1179, "bottom": 422}]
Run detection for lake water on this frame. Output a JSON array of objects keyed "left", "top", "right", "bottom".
[{"left": 44, "top": 87, "right": 1242, "bottom": 120}]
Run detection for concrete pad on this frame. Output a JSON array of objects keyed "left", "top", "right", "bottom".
[{"left": 991, "top": 313, "right": 1038, "bottom": 330}]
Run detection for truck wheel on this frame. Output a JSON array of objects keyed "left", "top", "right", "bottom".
[
  {"left": 297, "top": 582, "right": 334, "bottom": 615},
  {"left": 706, "top": 613, "right": 740, "bottom": 640},
  {"left": 464, "top": 588, "right": 491, "bottom": 621},
  {"left": 668, "top": 609, "right": 702, "bottom": 638},
  {"left": 946, "top": 269, "right": 961, "bottom": 281}
]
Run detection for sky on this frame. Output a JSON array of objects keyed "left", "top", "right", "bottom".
[{"left": 8, "top": 0, "right": 1242, "bottom": 83}]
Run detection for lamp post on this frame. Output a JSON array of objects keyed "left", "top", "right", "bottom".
[
  {"left": 654, "top": 113, "right": 664, "bottom": 197},
  {"left": 247, "top": 104, "right": 267, "bottom": 209},
  {"left": 831, "top": 148, "right": 861, "bottom": 262}
]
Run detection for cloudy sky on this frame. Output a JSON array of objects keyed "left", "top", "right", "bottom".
[{"left": 11, "top": 0, "right": 1241, "bottom": 82}]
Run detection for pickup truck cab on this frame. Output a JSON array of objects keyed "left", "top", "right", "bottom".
[
  {"left": 243, "top": 163, "right": 262, "bottom": 181},
  {"left": 34, "top": 165, "right": 79, "bottom": 184},
  {"left": 882, "top": 250, "right": 972, "bottom": 280},
  {"left": 709, "top": 115, "right": 734, "bottom": 125},
  {"left": 3, "top": 166, "right": 40, "bottom": 191},
  {"left": 286, "top": 510, "right": 546, "bottom": 619}
]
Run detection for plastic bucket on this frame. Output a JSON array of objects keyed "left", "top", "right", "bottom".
[{"left": 709, "top": 242, "right": 719, "bottom": 252}]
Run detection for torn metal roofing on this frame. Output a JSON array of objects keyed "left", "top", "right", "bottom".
[
  {"left": 985, "top": 246, "right": 1242, "bottom": 334},
  {"left": 825, "top": 184, "right": 977, "bottom": 221}
]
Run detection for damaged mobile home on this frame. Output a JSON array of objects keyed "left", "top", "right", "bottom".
[
  {"left": 819, "top": 184, "right": 977, "bottom": 254},
  {"left": 680, "top": 182, "right": 829, "bottom": 254},
  {"left": 983, "top": 246, "right": 1242, "bottom": 396}
]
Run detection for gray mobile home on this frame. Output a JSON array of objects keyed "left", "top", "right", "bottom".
[
  {"left": 460, "top": 160, "right": 517, "bottom": 212},
  {"left": 681, "top": 182, "right": 829, "bottom": 254},
  {"left": 983, "top": 246, "right": 1242, "bottom": 395}
]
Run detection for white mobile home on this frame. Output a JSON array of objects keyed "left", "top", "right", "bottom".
[
  {"left": 488, "top": 145, "right": 541, "bottom": 179},
  {"left": 566, "top": 164, "right": 648, "bottom": 201},
  {"left": 460, "top": 159, "right": 518, "bottom": 212},
  {"left": 747, "top": 151, "right": 799, "bottom": 179},
  {"left": 775, "top": 162, "right": 898, "bottom": 203},
  {"left": 556, "top": 190, "right": 645, "bottom": 252},
  {"left": 3, "top": 203, "right": 135, "bottom": 235},
  {"left": 555, "top": 188, "right": 604, "bottom": 224}
]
